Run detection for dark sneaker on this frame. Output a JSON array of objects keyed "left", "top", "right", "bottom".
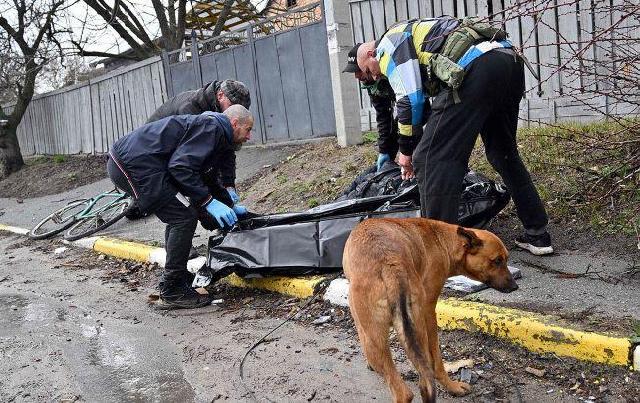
[
  {"left": 156, "top": 282, "right": 212, "bottom": 310},
  {"left": 515, "top": 232, "right": 554, "bottom": 256}
]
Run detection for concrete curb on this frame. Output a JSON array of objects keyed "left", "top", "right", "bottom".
[
  {"left": 0, "top": 224, "right": 29, "bottom": 235},
  {"left": 1, "top": 223, "right": 638, "bottom": 370},
  {"left": 0, "top": 224, "right": 324, "bottom": 299},
  {"left": 324, "top": 278, "right": 638, "bottom": 370}
]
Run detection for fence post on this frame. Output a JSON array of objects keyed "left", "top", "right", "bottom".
[
  {"left": 191, "top": 31, "right": 204, "bottom": 88},
  {"left": 323, "top": 0, "right": 362, "bottom": 146},
  {"left": 161, "top": 50, "right": 175, "bottom": 98},
  {"left": 247, "top": 25, "right": 266, "bottom": 143}
]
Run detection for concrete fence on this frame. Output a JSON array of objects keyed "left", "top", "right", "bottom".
[
  {"left": 3, "top": 0, "right": 638, "bottom": 155},
  {"left": 4, "top": 57, "right": 167, "bottom": 156}
]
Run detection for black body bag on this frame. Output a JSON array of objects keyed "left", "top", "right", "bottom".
[{"left": 204, "top": 163, "right": 510, "bottom": 279}]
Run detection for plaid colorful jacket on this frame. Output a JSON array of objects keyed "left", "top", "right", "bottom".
[{"left": 375, "top": 17, "right": 460, "bottom": 155}]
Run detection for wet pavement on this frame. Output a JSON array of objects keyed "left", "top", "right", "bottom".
[
  {"left": 0, "top": 232, "right": 392, "bottom": 402},
  {"left": 2, "top": 232, "right": 638, "bottom": 401}
]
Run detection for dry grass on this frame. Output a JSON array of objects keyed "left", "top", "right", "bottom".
[{"left": 240, "top": 120, "right": 639, "bottom": 238}]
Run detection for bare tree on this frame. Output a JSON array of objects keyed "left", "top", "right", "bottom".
[
  {"left": 0, "top": 0, "right": 69, "bottom": 178},
  {"left": 73, "top": 0, "right": 188, "bottom": 60},
  {"left": 490, "top": 0, "right": 639, "bottom": 226},
  {"left": 496, "top": 0, "right": 639, "bottom": 114}
]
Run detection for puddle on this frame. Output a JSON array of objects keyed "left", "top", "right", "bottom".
[
  {"left": 80, "top": 325, "right": 195, "bottom": 402},
  {"left": 0, "top": 294, "right": 29, "bottom": 326},
  {"left": 24, "top": 302, "right": 55, "bottom": 323}
]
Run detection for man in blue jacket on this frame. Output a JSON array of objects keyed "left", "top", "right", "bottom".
[
  {"left": 107, "top": 105, "right": 254, "bottom": 309},
  {"left": 146, "top": 79, "right": 251, "bottom": 206}
]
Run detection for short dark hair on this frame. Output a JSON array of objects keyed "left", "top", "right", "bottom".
[{"left": 220, "top": 80, "right": 251, "bottom": 109}]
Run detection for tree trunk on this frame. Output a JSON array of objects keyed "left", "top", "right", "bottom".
[
  {"left": 0, "top": 125, "right": 25, "bottom": 179},
  {"left": 211, "top": 0, "right": 235, "bottom": 37}
]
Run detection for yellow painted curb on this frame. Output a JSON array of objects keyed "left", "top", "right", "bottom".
[
  {"left": 3, "top": 221, "right": 636, "bottom": 369},
  {"left": 437, "top": 298, "right": 632, "bottom": 367},
  {"left": 0, "top": 223, "right": 29, "bottom": 235},
  {"left": 93, "top": 237, "right": 156, "bottom": 262},
  {"left": 223, "top": 273, "right": 328, "bottom": 299}
]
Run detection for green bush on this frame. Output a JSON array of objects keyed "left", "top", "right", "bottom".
[
  {"left": 53, "top": 155, "right": 67, "bottom": 164},
  {"left": 470, "top": 119, "right": 640, "bottom": 235},
  {"left": 362, "top": 131, "right": 378, "bottom": 144}
]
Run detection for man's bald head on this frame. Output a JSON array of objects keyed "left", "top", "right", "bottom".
[
  {"left": 223, "top": 104, "right": 253, "bottom": 125},
  {"left": 356, "top": 41, "right": 382, "bottom": 80},
  {"left": 223, "top": 104, "right": 253, "bottom": 144}
]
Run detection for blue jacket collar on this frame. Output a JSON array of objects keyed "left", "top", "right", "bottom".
[{"left": 202, "top": 111, "right": 233, "bottom": 143}]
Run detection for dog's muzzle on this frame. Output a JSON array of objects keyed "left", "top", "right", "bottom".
[{"left": 488, "top": 278, "right": 519, "bottom": 293}]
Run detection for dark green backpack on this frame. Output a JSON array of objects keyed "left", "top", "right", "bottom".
[{"left": 429, "top": 17, "right": 508, "bottom": 99}]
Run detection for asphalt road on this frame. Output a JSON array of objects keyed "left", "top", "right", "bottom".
[{"left": 4, "top": 232, "right": 635, "bottom": 402}]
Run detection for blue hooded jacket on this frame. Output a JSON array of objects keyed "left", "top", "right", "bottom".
[{"left": 110, "top": 112, "right": 234, "bottom": 213}]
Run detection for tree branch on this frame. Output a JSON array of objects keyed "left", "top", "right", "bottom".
[
  {"left": 212, "top": 0, "right": 235, "bottom": 37},
  {"left": 82, "top": 0, "right": 151, "bottom": 59},
  {"left": 116, "top": 0, "right": 155, "bottom": 46},
  {"left": 151, "top": 0, "right": 171, "bottom": 48},
  {"left": 32, "top": 0, "right": 65, "bottom": 53},
  {"left": 101, "top": 0, "right": 153, "bottom": 46},
  {"left": 71, "top": 39, "right": 142, "bottom": 60},
  {"left": 175, "top": 0, "right": 187, "bottom": 49}
]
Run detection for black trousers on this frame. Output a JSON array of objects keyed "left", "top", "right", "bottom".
[
  {"left": 107, "top": 158, "right": 197, "bottom": 283},
  {"left": 154, "top": 198, "right": 198, "bottom": 282},
  {"left": 412, "top": 49, "right": 548, "bottom": 231}
]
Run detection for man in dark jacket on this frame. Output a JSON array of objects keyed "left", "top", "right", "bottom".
[
  {"left": 343, "top": 43, "right": 425, "bottom": 173},
  {"left": 147, "top": 79, "right": 251, "bottom": 204},
  {"left": 357, "top": 17, "right": 553, "bottom": 256},
  {"left": 107, "top": 105, "right": 254, "bottom": 309}
]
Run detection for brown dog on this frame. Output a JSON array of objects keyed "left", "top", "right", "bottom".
[{"left": 343, "top": 218, "right": 518, "bottom": 402}]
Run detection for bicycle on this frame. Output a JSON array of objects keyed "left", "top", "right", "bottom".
[{"left": 28, "top": 188, "right": 134, "bottom": 241}]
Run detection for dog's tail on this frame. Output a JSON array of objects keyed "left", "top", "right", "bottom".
[{"left": 383, "top": 268, "right": 437, "bottom": 403}]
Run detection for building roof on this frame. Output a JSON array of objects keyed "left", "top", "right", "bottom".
[{"left": 186, "top": 0, "right": 285, "bottom": 35}]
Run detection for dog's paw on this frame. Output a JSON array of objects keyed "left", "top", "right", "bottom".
[{"left": 445, "top": 380, "right": 471, "bottom": 396}]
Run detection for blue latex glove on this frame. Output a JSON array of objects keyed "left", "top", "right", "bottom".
[
  {"left": 205, "top": 199, "right": 237, "bottom": 228},
  {"left": 233, "top": 204, "right": 248, "bottom": 216},
  {"left": 376, "top": 153, "right": 391, "bottom": 171},
  {"left": 226, "top": 187, "right": 240, "bottom": 204}
]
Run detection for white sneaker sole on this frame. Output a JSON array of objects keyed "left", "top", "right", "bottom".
[{"left": 515, "top": 241, "right": 554, "bottom": 256}]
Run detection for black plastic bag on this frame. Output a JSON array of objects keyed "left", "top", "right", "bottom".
[{"left": 202, "top": 164, "right": 510, "bottom": 280}]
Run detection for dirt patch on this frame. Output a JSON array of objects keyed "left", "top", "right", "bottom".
[
  {"left": 239, "top": 138, "right": 377, "bottom": 214},
  {"left": 208, "top": 281, "right": 640, "bottom": 402},
  {"left": 488, "top": 210, "right": 640, "bottom": 263},
  {"left": 0, "top": 154, "right": 107, "bottom": 199}
]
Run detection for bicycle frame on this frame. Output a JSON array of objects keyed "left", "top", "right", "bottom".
[{"left": 75, "top": 189, "right": 129, "bottom": 219}]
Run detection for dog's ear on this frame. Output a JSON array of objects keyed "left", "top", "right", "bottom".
[{"left": 457, "top": 226, "right": 483, "bottom": 254}]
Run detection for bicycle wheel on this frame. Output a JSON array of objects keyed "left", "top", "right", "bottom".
[
  {"left": 28, "top": 200, "right": 90, "bottom": 240},
  {"left": 64, "top": 197, "right": 133, "bottom": 241}
]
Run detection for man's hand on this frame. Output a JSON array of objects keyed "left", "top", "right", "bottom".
[
  {"left": 232, "top": 204, "right": 248, "bottom": 216},
  {"left": 226, "top": 187, "right": 240, "bottom": 204},
  {"left": 376, "top": 153, "right": 391, "bottom": 171},
  {"left": 205, "top": 199, "right": 238, "bottom": 228},
  {"left": 398, "top": 152, "right": 415, "bottom": 180}
]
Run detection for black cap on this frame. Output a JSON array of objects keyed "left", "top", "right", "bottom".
[{"left": 342, "top": 43, "right": 362, "bottom": 73}]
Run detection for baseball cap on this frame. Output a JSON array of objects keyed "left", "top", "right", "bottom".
[
  {"left": 220, "top": 80, "right": 251, "bottom": 109},
  {"left": 342, "top": 43, "right": 362, "bottom": 73}
]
